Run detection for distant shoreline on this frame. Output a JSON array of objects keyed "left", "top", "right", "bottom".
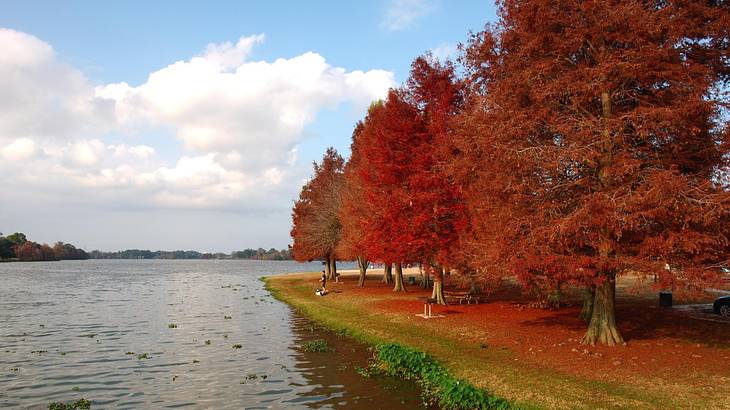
[
  {"left": 0, "top": 258, "right": 300, "bottom": 263},
  {"left": 88, "top": 248, "right": 292, "bottom": 261}
]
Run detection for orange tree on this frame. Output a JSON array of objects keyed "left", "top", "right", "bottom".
[
  {"left": 353, "top": 56, "right": 466, "bottom": 297},
  {"left": 338, "top": 122, "right": 373, "bottom": 286},
  {"left": 454, "top": 0, "right": 730, "bottom": 345},
  {"left": 290, "top": 148, "right": 345, "bottom": 279}
]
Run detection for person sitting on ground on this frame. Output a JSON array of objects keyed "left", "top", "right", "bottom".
[{"left": 315, "top": 288, "right": 328, "bottom": 296}]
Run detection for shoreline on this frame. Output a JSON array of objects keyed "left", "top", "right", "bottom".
[
  {"left": 263, "top": 271, "right": 510, "bottom": 410},
  {"left": 263, "top": 270, "right": 730, "bottom": 409}
]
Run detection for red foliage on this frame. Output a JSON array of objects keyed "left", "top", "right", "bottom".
[
  {"left": 13, "top": 241, "right": 57, "bottom": 262},
  {"left": 337, "top": 123, "right": 371, "bottom": 262},
  {"left": 453, "top": 0, "right": 729, "bottom": 344},
  {"left": 290, "top": 148, "right": 345, "bottom": 262},
  {"left": 295, "top": 0, "right": 729, "bottom": 345},
  {"left": 352, "top": 57, "right": 466, "bottom": 269}
]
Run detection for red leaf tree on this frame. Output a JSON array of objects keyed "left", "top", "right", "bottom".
[
  {"left": 353, "top": 56, "right": 466, "bottom": 297},
  {"left": 290, "top": 147, "right": 345, "bottom": 279},
  {"left": 338, "top": 122, "right": 373, "bottom": 286},
  {"left": 455, "top": 0, "right": 730, "bottom": 345}
]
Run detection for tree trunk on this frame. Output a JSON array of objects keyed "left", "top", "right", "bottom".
[
  {"left": 579, "top": 287, "right": 594, "bottom": 322},
  {"left": 357, "top": 256, "right": 368, "bottom": 287},
  {"left": 393, "top": 262, "right": 406, "bottom": 292},
  {"left": 580, "top": 91, "right": 623, "bottom": 346},
  {"left": 431, "top": 267, "right": 446, "bottom": 304},
  {"left": 382, "top": 263, "right": 393, "bottom": 284},
  {"left": 422, "top": 264, "right": 431, "bottom": 289},
  {"left": 324, "top": 255, "right": 331, "bottom": 280},
  {"left": 329, "top": 256, "right": 338, "bottom": 281},
  {"left": 581, "top": 274, "right": 624, "bottom": 346}
]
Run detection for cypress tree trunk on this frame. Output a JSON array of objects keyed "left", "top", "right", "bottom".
[
  {"left": 431, "top": 267, "right": 446, "bottom": 304},
  {"left": 357, "top": 256, "right": 368, "bottom": 287},
  {"left": 324, "top": 255, "right": 331, "bottom": 280},
  {"left": 329, "top": 256, "right": 338, "bottom": 281},
  {"left": 393, "top": 262, "right": 406, "bottom": 292},
  {"left": 382, "top": 263, "right": 393, "bottom": 284},
  {"left": 579, "top": 287, "right": 594, "bottom": 322},
  {"left": 581, "top": 273, "right": 624, "bottom": 346},
  {"left": 422, "top": 265, "right": 431, "bottom": 289},
  {"left": 582, "top": 93, "right": 624, "bottom": 346}
]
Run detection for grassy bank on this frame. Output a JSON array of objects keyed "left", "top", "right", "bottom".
[{"left": 264, "top": 272, "right": 730, "bottom": 410}]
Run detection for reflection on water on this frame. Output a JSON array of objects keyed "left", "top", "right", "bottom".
[
  {"left": 0, "top": 260, "right": 425, "bottom": 409},
  {"left": 289, "top": 316, "right": 427, "bottom": 409}
]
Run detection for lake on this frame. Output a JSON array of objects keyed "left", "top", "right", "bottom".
[{"left": 0, "top": 260, "right": 426, "bottom": 409}]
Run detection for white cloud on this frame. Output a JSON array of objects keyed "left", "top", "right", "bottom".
[
  {"left": 0, "top": 29, "right": 53, "bottom": 66},
  {"left": 97, "top": 44, "right": 394, "bottom": 174},
  {"left": 381, "top": 0, "right": 435, "bottom": 32},
  {"left": 430, "top": 43, "right": 456, "bottom": 61},
  {"left": 0, "top": 29, "right": 115, "bottom": 142},
  {"left": 69, "top": 139, "right": 104, "bottom": 166},
  {"left": 2, "top": 138, "right": 37, "bottom": 160},
  {"left": 202, "top": 34, "right": 264, "bottom": 69},
  {"left": 0, "top": 29, "right": 395, "bottom": 215}
]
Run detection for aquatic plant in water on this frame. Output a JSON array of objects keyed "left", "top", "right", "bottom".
[
  {"left": 48, "top": 397, "right": 91, "bottom": 410},
  {"left": 302, "top": 339, "right": 331, "bottom": 353}
]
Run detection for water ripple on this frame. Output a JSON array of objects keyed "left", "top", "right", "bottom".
[{"left": 0, "top": 259, "right": 426, "bottom": 409}]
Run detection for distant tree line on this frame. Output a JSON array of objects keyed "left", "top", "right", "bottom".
[
  {"left": 231, "top": 248, "right": 292, "bottom": 260},
  {"left": 0, "top": 232, "right": 89, "bottom": 262},
  {"left": 89, "top": 247, "right": 292, "bottom": 260}
]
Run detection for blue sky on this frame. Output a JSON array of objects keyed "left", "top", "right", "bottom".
[{"left": 0, "top": 0, "right": 496, "bottom": 251}]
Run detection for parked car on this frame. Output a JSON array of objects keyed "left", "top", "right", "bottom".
[{"left": 713, "top": 296, "right": 730, "bottom": 318}]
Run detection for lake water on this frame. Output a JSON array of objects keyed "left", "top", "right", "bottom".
[{"left": 0, "top": 260, "right": 426, "bottom": 409}]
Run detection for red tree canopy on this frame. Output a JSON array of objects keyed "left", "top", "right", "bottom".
[
  {"left": 456, "top": 0, "right": 729, "bottom": 286},
  {"left": 353, "top": 56, "right": 466, "bottom": 267},
  {"left": 453, "top": 0, "right": 729, "bottom": 344},
  {"left": 290, "top": 147, "right": 345, "bottom": 262},
  {"left": 337, "top": 122, "right": 371, "bottom": 262}
]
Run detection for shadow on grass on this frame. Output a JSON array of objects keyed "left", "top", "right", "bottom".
[{"left": 518, "top": 300, "right": 730, "bottom": 347}]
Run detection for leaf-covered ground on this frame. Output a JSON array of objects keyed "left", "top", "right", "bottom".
[{"left": 265, "top": 270, "right": 730, "bottom": 409}]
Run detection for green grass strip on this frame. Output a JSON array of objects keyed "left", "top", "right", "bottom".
[{"left": 375, "top": 343, "right": 510, "bottom": 409}]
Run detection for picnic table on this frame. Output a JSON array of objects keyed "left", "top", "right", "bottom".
[
  {"left": 415, "top": 296, "right": 444, "bottom": 319},
  {"left": 444, "top": 290, "right": 483, "bottom": 305}
]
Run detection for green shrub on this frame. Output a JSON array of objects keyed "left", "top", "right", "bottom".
[
  {"left": 301, "top": 339, "right": 331, "bottom": 352},
  {"left": 375, "top": 343, "right": 509, "bottom": 410},
  {"left": 354, "top": 365, "right": 373, "bottom": 378}
]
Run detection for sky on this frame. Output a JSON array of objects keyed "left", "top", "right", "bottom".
[{"left": 0, "top": 0, "right": 497, "bottom": 252}]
